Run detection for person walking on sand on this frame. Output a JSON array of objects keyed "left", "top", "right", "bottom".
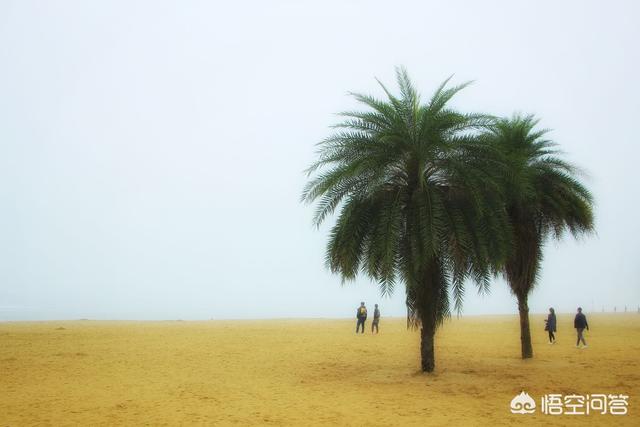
[
  {"left": 356, "top": 302, "right": 367, "bottom": 334},
  {"left": 545, "top": 307, "right": 557, "bottom": 344},
  {"left": 371, "top": 304, "right": 380, "bottom": 334},
  {"left": 574, "top": 307, "right": 589, "bottom": 348}
]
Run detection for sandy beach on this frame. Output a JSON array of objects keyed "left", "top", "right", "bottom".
[{"left": 1, "top": 314, "right": 638, "bottom": 426}]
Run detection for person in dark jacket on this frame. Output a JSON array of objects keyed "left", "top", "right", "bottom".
[
  {"left": 574, "top": 307, "right": 589, "bottom": 348},
  {"left": 545, "top": 307, "right": 557, "bottom": 344},
  {"left": 371, "top": 304, "right": 380, "bottom": 334},
  {"left": 355, "top": 302, "right": 367, "bottom": 334}
]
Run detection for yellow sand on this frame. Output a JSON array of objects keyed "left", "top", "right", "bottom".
[{"left": 1, "top": 314, "right": 638, "bottom": 426}]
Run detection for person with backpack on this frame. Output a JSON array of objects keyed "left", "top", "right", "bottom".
[
  {"left": 544, "top": 307, "right": 557, "bottom": 344},
  {"left": 371, "top": 304, "right": 380, "bottom": 334},
  {"left": 574, "top": 307, "right": 589, "bottom": 348},
  {"left": 355, "top": 302, "right": 367, "bottom": 334}
]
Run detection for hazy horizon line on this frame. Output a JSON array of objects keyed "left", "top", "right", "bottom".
[{"left": 2, "top": 311, "right": 637, "bottom": 323}]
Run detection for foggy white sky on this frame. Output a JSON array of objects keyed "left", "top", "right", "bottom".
[{"left": 1, "top": 0, "right": 638, "bottom": 320}]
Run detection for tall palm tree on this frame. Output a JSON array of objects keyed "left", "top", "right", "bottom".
[
  {"left": 302, "top": 68, "right": 509, "bottom": 372},
  {"left": 484, "top": 115, "right": 594, "bottom": 359}
]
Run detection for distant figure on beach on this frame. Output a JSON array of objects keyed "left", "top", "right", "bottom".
[
  {"left": 371, "top": 304, "right": 380, "bottom": 334},
  {"left": 356, "top": 302, "right": 367, "bottom": 334},
  {"left": 545, "top": 307, "right": 557, "bottom": 344},
  {"left": 574, "top": 307, "right": 589, "bottom": 348}
]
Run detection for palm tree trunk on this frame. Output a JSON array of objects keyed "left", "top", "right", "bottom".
[
  {"left": 418, "top": 258, "right": 441, "bottom": 372},
  {"left": 516, "top": 293, "right": 533, "bottom": 359},
  {"left": 420, "top": 314, "right": 436, "bottom": 372}
]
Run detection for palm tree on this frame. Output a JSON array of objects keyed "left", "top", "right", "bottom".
[
  {"left": 302, "top": 68, "right": 509, "bottom": 372},
  {"left": 483, "top": 115, "right": 594, "bottom": 359}
]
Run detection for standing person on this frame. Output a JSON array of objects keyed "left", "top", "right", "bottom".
[
  {"left": 355, "top": 302, "right": 367, "bottom": 334},
  {"left": 574, "top": 307, "right": 589, "bottom": 348},
  {"left": 371, "top": 304, "right": 380, "bottom": 334},
  {"left": 545, "top": 307, "right": 557, "bottom": 344}
]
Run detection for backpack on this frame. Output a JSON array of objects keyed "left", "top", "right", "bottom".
[{"left": 359, "top": 307, "right": 367, "bottom": 317}]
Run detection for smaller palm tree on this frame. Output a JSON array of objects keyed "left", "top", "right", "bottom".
[{"left": 484, "top": 115, "right": 595, "bottom": 359}]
